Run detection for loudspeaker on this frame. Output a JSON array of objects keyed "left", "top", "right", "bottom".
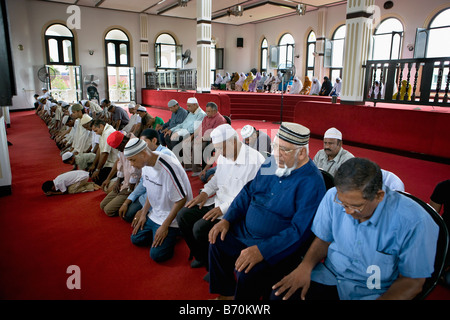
[{"left": 237, "top": 37, "right": 243, "bottom": 48}]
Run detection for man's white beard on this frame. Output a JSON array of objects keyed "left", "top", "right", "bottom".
[{"left": 275, "top": 162, "right": 297, "bottom": 177}]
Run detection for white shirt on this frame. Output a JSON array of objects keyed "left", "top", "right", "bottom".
[
  {"left": 202, "top": 143, "right": 265, "bottom": 216},
  {"left": 99, "top": 123, "right": 118, "bottom": 168},
  {"left": 122, "top": 113, "right": 141, "bottom": 133},
  {"left": 53, "top": 170, "right": 89, "bottom": 193},
  {"left": 142, "top": 152, "right": 193, "bottom": 227}
]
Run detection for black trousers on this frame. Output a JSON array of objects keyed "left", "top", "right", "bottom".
[
  {"left": 176, "top": 204, "right": 218, "bottom": 268},
  {"left": 209, "top": 231, "right": 303, "bottom": 300}
]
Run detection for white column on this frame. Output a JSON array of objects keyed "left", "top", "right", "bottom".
[
  {"left": 314, "top": 8, "right": 327, "bottom": 81},
  {"left": 340, "top": 0, "right": 374, "bottom": 104},
  {"left": 196, "top": 0, "right": 212, "bottom": 93},
  {"left": 140, "top": 14, "right": 150, "bottom": 89}
]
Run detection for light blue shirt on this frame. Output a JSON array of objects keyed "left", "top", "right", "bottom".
[
  {"left": 311, "top": 186, "right": 439, "bottom": 300},
  {"left": 171, "top": 107, "right": 206, "bottom": 135},
  {"left": 127, "top": 145, "right": 177, "bottom": 206}
]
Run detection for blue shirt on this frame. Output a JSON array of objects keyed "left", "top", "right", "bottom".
[
  {"left": 311, "top": 186, "right": 439, "bottom": 300},
  {"left": 162, "top": 107, "right": 188, "bottom": 130},
  {"left": 171, "top": 107, "right": 206, "bottom": 135},
  {"left": 224, "top": 157, "right": 326, "bottom": 265}
]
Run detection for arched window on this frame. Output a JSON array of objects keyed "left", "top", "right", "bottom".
[
  {"left": 278, "top": 33, "right": 295, "bottom": 68},
  {"left": 43, "top": 23, "right": 81, "bottom": 103},
  {"left": 372, "top": 18, "right": 403, "bottom": 60},
  {"left": 105, "top": 28, "right": 135, "bottom": 103},
  {"left": 330, "top": 25, "right": 346, "bottom": 82},
  {"left": 105, "top": 29, "right": 130, "bottom": 67},
  {"left": 44, "top": 23, "right": 75, "bottom": 65},
  {"left": 260, "top": 38, "right": 268, "bottom": 72},
  {"left": 306, "top": 31, "right": 316, "bottom": 78},
  {"left": 426, "top": 8, "right": 450, "bottom": 58},
  {"left": 155, "top": 33, "right": 182, "bottom": 70}
]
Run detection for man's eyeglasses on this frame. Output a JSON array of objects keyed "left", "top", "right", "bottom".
[
  {"left": 333, "top": 193, "right": 368, "bottom": 214},
  {"left": 271, "top": 142, "right": 301, "bottom": 155}
]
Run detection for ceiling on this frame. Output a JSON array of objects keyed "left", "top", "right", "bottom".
[{"left": 41, "top": 0, "right": 347, "bottom": 25}]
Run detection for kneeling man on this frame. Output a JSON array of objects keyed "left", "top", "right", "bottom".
[{"left": 124, "top": 138, "right": 193, "bottom": 263}]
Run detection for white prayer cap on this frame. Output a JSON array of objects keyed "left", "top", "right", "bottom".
[
  {"left": 80, "top": 114, "right": 93, "bottom": 126},
  {"left": 80, "top": 100, "right": 88, "bottom": 106},
  {"left": 187, "top": 97, "right": 198, "bottom": 104},
  {"left": 128, "top": 102, "right": 136, "bottom": 109},
  {"left": 42, "top": 87, "right": 47, "bottom": 91},
  {"left": 137, "top": 106, "right": 147, "bottom": 112},
  {"left": 124, "top": 138, "right": 147, "bottom": 157},
  {"left": 168, "top": 99, "right": 178, "bottom": 107},
  {"left": 324, "top": 127, "right": 342, "bottom": 140},
  {"left": 62, "top": 151, "right": 73, "bottom": 161},
  {"left": 211, "top": 124, "right": 237, "bottom": 145},
  {"left": 240, "top": 125, "right": 255, "bottom": 139}
]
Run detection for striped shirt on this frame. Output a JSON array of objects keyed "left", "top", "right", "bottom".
[{"left": 142, "top": 152, "right": 193, "bottom": 227}]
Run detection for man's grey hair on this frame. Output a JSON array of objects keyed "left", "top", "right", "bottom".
[
  {"left": 206, "top": 102, "right": 218, "bottom": 111},
  {"left": 334, "top": 158, "right": 382, "bottom": 200}
]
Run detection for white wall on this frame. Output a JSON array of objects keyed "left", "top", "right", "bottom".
[{"left": 5, "top": 0, "right": 450, "bottom": 110}]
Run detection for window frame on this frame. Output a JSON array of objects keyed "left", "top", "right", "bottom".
[
  {"left": 278, "top": 33, "right": 295, "bottom": 69},
  {"left": 305, "top": 31, "right": 316, "bottom": 78},
  {"left": 105, "top": 29, "right": 130, "bottom": 67},
  {"left": 371, "top": 18, "right": 404, "bottom": 61},
  {"left": 260, "top": 38, "right": 268, "bottom": 72},
  {"left": 44, "top": 23, "right": 76, "bottom": 66},
  {"left": 154, "top": 33, "right": 182, "bottom": 71}
]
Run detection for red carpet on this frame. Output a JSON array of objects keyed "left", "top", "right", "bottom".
[{"left": 0, "top": 108, "right": 449, "bottom": 300}]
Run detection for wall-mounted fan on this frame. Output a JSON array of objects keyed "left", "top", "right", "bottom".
[
  {"left": 37, "top": 66, "right": 56, "bottom": 83},
  {"left": 83, "top": 74, "right": 100, "bottom": 87},
  {"left": 182, "top": 49, "right": 192, "bottom": 66}
]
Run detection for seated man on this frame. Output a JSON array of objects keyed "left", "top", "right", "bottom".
[
  {"left": 208, "top": 122, "right": 326, "bottom": 300},
  {"left": 177, "top": 124, "right": 265, "bottom": 271},
  {"left": 160, "top": 99, "right": 188, "bottom": 146},
  {"left": 188, "top": 102, "right": 227, "bottom": 176},
  {"left": 164, "top": 97, "right": 206, "bottom": 159},
  {"left": 240, "top": 125, "right": 272, "bottom": 158},
  {"left": 313, "top": 127, "right": 354, "bottom": 177},
  {"left": 42, "top": 170, "right": 100, "bottom": 196},
  {"left": 124, "top": 138, "right": 193, "bottom": 263},
  {"left": 100, "top": 131, "right": 141, "bottom": 217},
  {"left": 272, "top": 158, "right": 439, "bottom": 300}
]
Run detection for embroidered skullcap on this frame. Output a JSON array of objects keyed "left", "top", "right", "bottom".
[
  {"left": 137, "top": 106, "right": 147, "bottom": 112},
  {"left": 80, "top": 114, "right": 92, "bottom": 126},
  {"left": 62, "top": 152, "right": 73, "bottom": 161},
  {"left": 324, "top": 127, "right": 342, "bottom": 140},
  {"left": 187, "top": 97, "right": 198, "bottom": 104},
  {"left": 71, "top": 103, "right": 83, "bottom": 111},
  {"left": 124, "top": 138, "right": 147, "bottom": 157},
  {"left": 168, "top": 99, "right": 178, "bottom": 107},
  {"left": 240, "top": 125, "right": 255, "bottom": 139},
  {"left": 107, "top": 130, "right": 125, "bottom": 149},
  {"left": 211, "top": 124, "right": 237, "bottom": 144},
  {"left": 277, "top": 122, "right": 310, "bottom": 146}
]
